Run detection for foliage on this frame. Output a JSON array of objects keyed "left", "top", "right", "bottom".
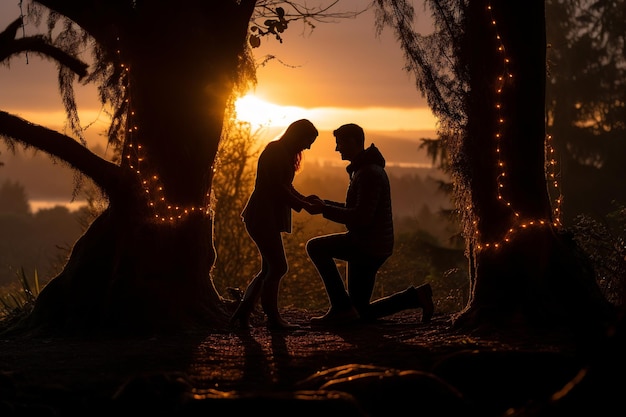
[
  {"left": 383, "top": 228, "right": 468, "bottom": 314},
  {"left": 0, "top": 268, "right": 39, "bottom": 322},
  {"left": 0, "top": 179, "right": 31, "bottom": 215},
  {"left": 0, "top": 199, "right": 88, "bottom": 288},
  {"left": 210, "top": 121, "right": 264, "bottom": 298},
  {"left": 546, "top": 0, "right": 626, "bottom": 225},
  {"left": 375, "top": 0, "right": 468, "bottom": 132},
  {"left": 375, "top": 0, "right": 477, "bottom": 253},
  {"left": 249, "top": 2, "right": 362, "bottom": 49},
  {"left": 569, "top": 204, "right": 626, "bottom": 307},
  {"left": 249, "top": 6, "right": 288, "bottom": 47}
]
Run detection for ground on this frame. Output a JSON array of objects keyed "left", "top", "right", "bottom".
[{"left": 0, "top": 308, "right": 604, "bottom": 416}]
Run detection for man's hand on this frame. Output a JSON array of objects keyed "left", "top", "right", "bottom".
[{"left": 304, "top": 195, "right": 325, "bottom": 214}]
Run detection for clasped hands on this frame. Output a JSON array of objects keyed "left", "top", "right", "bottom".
[{"left": 304, "top": 194, "right": 325, "bottom": 215}]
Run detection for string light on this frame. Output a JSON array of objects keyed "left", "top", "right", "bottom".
[
  {"left": 476, "top": 5, "right": 562, "bottom": 251},
  {"left": 117, "top": 47, "right": 210, "bottom": 223},
  {"left": 125, "top": 143, "right": 211, "bottom": 222}
]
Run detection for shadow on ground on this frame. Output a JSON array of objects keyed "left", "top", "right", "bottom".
[{"left": 1, "top": 309, "right": 620, "bottom": 416}]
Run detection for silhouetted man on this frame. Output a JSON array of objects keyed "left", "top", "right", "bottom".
[{"left": 305, "top": 123, "right": 434, "bottom": 325}]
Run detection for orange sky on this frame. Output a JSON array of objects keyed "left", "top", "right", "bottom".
[
  {"left": 247, "top": 1, "right": 436, "bottom": 131},
  {"left": 0, "top": 0, "right": 437, "bottom": 134}
]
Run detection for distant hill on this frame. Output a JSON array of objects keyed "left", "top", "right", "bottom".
[{"left": 302, "top": 129, "right": 437, "bottom": 169}]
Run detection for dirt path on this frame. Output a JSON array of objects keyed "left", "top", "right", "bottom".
[{"left": 0, "top": 309, "right": 585, "bottom": 416}]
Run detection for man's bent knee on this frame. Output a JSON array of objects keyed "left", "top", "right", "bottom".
[{"left": 305, "top": 237, "right": 322, "bottom": 256}]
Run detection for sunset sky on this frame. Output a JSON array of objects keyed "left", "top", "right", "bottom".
[
  {"left": 0, "top": 0, "right": 437, "bottom": 134},
  {"left": 0, "top": 1, "right": 438, "bottom": 208}
]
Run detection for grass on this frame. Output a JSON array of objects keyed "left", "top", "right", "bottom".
[{"left": 0, "top": 267, "right": 40, "bottom": 321}]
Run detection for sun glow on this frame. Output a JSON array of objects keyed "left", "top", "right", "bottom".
[
  {"left": 234, "top": 94, "right": 438, "bottom": 133},
  {"left": 234, "top": 94, "right": 308, "bottom": 128}
]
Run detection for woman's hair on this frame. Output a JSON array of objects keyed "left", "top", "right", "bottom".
[{"left": 280, "top": 119, "right": 318, "bottom": 172}]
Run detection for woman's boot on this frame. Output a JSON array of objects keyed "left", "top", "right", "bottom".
[{"left": 230, "top": 277, "right": 264, "bottom": 329}]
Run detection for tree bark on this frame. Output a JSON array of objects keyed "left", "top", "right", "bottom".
[{"left": 454, "top": 0, "right": 614, "bottom": 333}]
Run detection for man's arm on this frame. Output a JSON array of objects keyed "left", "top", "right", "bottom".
[{"left": 322, "top": 167, "right": 382, "bottom": 226}]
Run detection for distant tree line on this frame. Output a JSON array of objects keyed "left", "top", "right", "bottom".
[
  {"left": 0, "top": 180, "right": 89, "bottom": 289},
  {"left": 545, "top": 0, "right": 625, "bottom": 226}
]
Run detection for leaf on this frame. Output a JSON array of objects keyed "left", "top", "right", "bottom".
[
  {"left": 249, "top": 34, "right": 261, "bottom": 48},
  {"left": 34, "top": 269, "right": 40, "bottom": 295}
]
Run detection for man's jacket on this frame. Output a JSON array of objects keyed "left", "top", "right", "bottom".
[{"left": 322, "top": 144, "right": 394, "bottom": 258}]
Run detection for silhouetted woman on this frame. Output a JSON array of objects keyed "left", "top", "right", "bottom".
[{"left": 231, "top": 119, "right": 319, "bottom": 330}]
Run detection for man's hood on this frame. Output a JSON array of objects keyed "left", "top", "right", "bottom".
[{"left": 347, "top": 144, "right": 386, "bottom": 175}]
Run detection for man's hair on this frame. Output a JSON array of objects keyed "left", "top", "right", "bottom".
[{"left": 333, "top": 123, "right": 365, "bottom": 146}]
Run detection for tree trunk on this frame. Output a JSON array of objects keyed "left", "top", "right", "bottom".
[
  {"left": 28, "top": 209, "right": 225, "bottom": 335},
  {"left": 13, "top": 1, "right": 257, "bottom": 335},
  {"left": 454, "top": 0, "right": 614, "bottom": 333}
]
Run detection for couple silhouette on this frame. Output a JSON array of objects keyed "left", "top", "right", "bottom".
[{"left": 230, "top": 119, "right": 433, "bottom": 330}]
